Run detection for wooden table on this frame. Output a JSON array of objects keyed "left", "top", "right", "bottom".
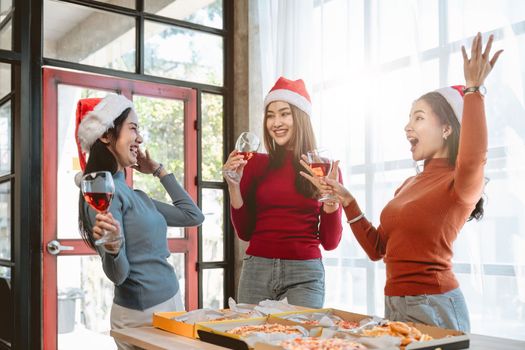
[
  {"left": 111, "top": 326, "right": 525, "bottom": 350},
  {"left": 111, "top": 327, "right": 228, "bottom": 350}
]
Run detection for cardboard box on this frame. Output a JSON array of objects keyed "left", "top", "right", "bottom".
[
  {"left": 152, "top": 308, "right": 262, "bottom": 339},
  {"left": 152, "top": 311, "right": 198, "bottom": 338},
  {"left": 403, "top": 323, "right": 469, "bottom": 350},
  {"left": 253, "top": 318, "right": 469, "bottom": 350},
  {"left": 271, "top": 308, "right": 370, "bottom": 327},
  {"left": 196, "top": 316, "right": 320, "bottom": 349}
]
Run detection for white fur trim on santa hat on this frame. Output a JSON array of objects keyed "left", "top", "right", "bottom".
[
  {"left": 77, "top": 93, "right": 134, "bottom": 152},
  {"left": 435, "top": 87, "right": 464, "bottom": 123},
  {"left": 264, "top": 89, "right": 312, "bottom": 117}
]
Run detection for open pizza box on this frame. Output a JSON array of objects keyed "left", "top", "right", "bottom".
[
  {"left": 196, "top": 315, "right": 322, "bottom": 349},
  {"left": 153, "top": 299, "right": 307, "bottom": 340},
  {"left": 152, "top": 307, "right": 261, "bottom": 339},
  {"left": 270, "top": 308, "right": 371, "bottom": 328},
  {"left": 152, "top": 311, "right": 198, "bottom": 338},
  {"left": 253, "top": 315, "right": 469, "bottom": 350}
]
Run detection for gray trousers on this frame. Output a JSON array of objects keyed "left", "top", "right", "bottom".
[
  {"left": 237, "top": 255, "right": 325, "bottom": 309},
  {"left": 385, "top": 288, "right": 470, "bottom": 332}
]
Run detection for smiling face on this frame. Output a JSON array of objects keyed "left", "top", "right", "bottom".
[
  {"left": 107, "top": 110, "right": 143, "bottom": 170},
  {"left": 265, "top": 101, "right": 295, "bottom": 148},
  {"left": 405, "top": 99, "right": 451, "bottom": 161}
]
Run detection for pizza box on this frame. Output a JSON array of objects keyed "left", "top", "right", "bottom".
[
  {"left": 270, "top": 308, "right": 371, "bottom": 327},
  {"left": 253, "top": 320, "right": 469, "bottom": 350},
  {"left": 196, "top": 315, "right": 321, "bottom": 349},
  {"left": 403, "top": 322, "right": 469, "bottom": 350},
  {"left": 152, "top": 311, "right": 197, "bottom": 338},
  {"left": 152, "top": 309, "right": 262, "bottom": 339}
]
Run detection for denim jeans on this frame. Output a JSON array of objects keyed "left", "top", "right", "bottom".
[
  {"left": 385, "top": 288, "right": 470, "bottom": 332},
  {"left": 237, "top": 255, "right": 325, "bottom": 309}
]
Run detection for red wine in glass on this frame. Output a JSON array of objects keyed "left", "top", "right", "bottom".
[
  {"left": 306, "top": 149, "right": 335, "bottom": 202},
  {"left": 81, "top": 171, "right": 121, "bottom": 246},
  {"left": 309, "top": 162, "right": 331, "bottom": 177},
  {"left": 83, "top": 192, "right": 114, "bottom": 212},
  {"left": 237, "top": 151, "right": 254, "bottom": 161},
  {"left": 224, "top": 132, "right": 260, "bottom": 181}
]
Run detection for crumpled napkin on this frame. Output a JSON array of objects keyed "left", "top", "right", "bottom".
[{"left": 253, "top": 298, "right": 302, "bottom": 315}]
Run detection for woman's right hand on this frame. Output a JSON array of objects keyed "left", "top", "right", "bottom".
[
  {"left": 222, "top": 150, "right": 247, "bottom": 186},
  {"left": 93, "top": 213, "right": 121, "bottom": 254}
]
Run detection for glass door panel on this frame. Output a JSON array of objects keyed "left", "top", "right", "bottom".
[
  {"left": 133, "top": 94, "right": 185, "bottom": 238},
  {"left": 43, "top": 68, "right": 198, "bottom": 349}
]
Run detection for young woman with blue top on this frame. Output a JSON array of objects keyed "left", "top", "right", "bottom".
[{"left": 75, "top": 94, "right": 204, "bottom": 350}]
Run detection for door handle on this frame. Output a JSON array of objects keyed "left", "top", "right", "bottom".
[{"left": 46, "top": 240, "right": 74, "bottom": 255}]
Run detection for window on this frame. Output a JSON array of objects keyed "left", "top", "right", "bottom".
[{"left": 310, "top": 0, "right": 525, "bottom": 340}]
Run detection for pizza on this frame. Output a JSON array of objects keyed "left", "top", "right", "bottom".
[
  {"left": 279, "top": 337, "right": 367, "bottom": 350},
  {"left": 361, "top": 321, "right": 433, "bottom": 347},
  {"left": 335, "top": 320, "right": 360, "bottom": 330},
  {"left": 226, "top": 323, "right": 304, "bottom": 337}
]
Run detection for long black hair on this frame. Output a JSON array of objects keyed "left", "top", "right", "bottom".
[
  {"left": 78, "top": 108, "right": 131, "bottom": 249},
  {"left": 418, "top": 92, "right": 484, "bottom": 221}
]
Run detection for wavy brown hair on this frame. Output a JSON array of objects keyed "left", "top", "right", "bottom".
[
  {"left": 418, "top": 92, "right": 484, "bottom": 221},
  {"left": 263, "top": 103, "right": 319, "bottom": 199}
]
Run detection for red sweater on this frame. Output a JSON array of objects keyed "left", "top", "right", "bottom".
[
  {"left": 231, "top": 152, "right": 343, "bottom": 259},
  {"left": 344, "top": 93, "right": 487, "bottom": 296}
]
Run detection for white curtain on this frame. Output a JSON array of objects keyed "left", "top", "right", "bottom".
[
  {"left": 250, "top": 0, "right": 525, "bottom": 340},
  {"left": 249, "top": 0, "right": 314, "bottom": 140}
]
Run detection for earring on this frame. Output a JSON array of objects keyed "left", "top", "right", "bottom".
[{"left": 443, "top": 135, "right": 448, "bottom": 140}]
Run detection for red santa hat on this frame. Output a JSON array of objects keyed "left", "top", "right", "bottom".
[
  {"left": 75, "top": 93, "right": 134, "bottom": 171},
  {"left": 434, "top": 85, "right": 465, "bottom": 123},
  {"left": 264, "top": 77, "right": 312, "bottom": 117}
]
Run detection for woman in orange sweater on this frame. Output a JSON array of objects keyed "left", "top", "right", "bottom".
[{"left": 301, "top": 33, "right": 502, "bottom": 331}]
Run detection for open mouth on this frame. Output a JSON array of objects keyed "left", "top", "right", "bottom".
[
  {"left": 408, "top": 137, "right": 419, "bottom": 152},
  {"left": 130, "top": 145, "right": 138, "bottom": 158}
]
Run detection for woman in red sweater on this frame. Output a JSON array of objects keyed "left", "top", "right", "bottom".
[
  {"left": 223, "top": 77, "right": 343, "bottom": 308},
  {"left": 302, "top": 34, "right": 502, "bottom": 330}
]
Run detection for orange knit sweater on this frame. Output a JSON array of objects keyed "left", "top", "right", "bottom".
[{"left": 344, "top": 93, "right": 487, "bottom": 296}]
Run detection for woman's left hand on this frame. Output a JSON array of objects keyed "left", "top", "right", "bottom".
[
  {"left": 132, "top": 149, "right": 161, "bottom": 175},
  {"left": 462, "top": 32, "right": 503, "bottom": 88}
]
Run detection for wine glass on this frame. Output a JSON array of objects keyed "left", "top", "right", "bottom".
[
  {"left": 80, "top": 171, "right": 121, "bottom": 246},
  {"left": 224, "top": 132, "right": 260, "bottom": 182},
  {"left": 306, "top": 149, "right": 335, "bottom": 202}
]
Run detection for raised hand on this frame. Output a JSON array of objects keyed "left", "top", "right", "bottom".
[
  {"left": 462, "top": 32, "right": 503, "bottom": 88},
  {"left": 132, "top": 148, "right": 161, "bottom": 175}
]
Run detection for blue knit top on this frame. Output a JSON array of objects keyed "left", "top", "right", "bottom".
[{"left": 84, "top": 171, "right": 204, "bottom": 310}]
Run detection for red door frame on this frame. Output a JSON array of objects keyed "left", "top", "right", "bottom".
[{"left": 42, "top": 68, "right": 199, "bottom": 349}]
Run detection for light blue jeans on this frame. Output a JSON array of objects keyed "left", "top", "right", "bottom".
[
  {"left": 385, "top": 288, "right": 470, "bottom": 332},
  {"left": 237, "top": 255, "right": 325, "bottom": 309}
]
